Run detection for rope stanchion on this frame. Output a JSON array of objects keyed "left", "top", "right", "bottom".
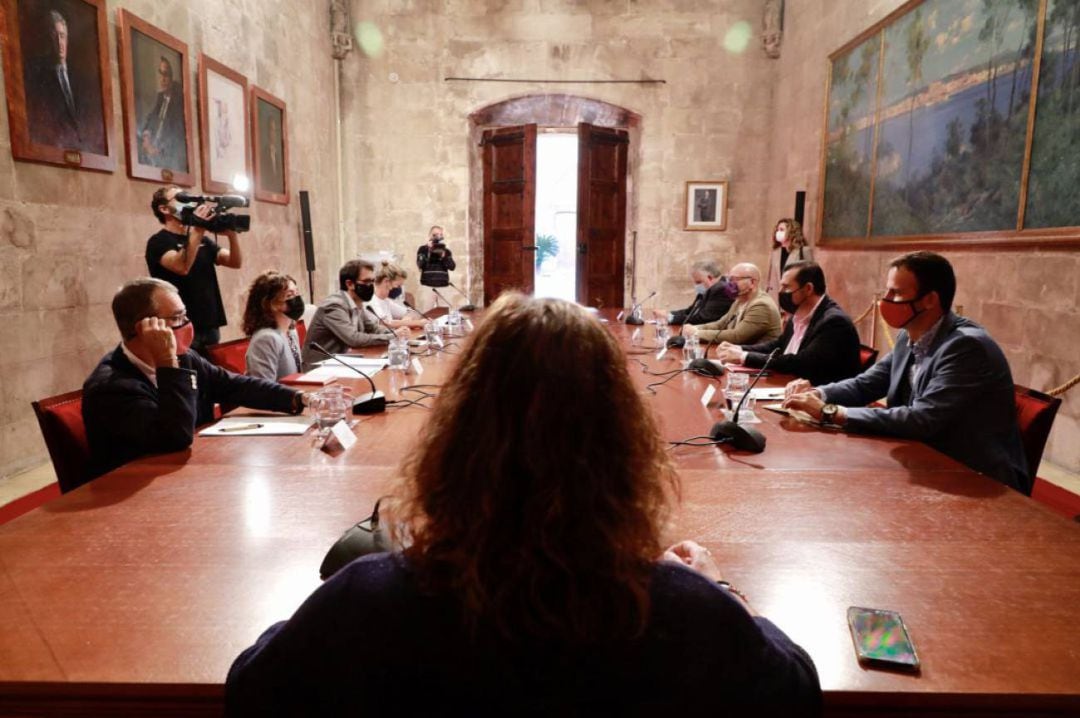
[
  {"left": 1048, "top": 373, "right": 1080, "bottom": 398},
  {"left": 852, "top": 300, "right": 876, "bottom": 324}
]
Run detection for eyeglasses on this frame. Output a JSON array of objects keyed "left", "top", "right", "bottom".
[
  {"left": 729, "top": 275, "right": 754, "bottom": 282},
  {"left": 161, "top": 312, "right": 190, "bottom": 329}
]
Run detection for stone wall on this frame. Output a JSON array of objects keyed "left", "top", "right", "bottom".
[
  {"left": 768, "top": 0, "right": 1080, "bottom": 471},
  {"left": 340, "top": 0, "right": 780, "bottom": 309},
  {"left": 0, "top": 0, "right": 342, "bottom": 480}
]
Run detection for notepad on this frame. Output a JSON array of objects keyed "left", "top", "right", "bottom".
[{"left": 200, "top": 415, "right": 315, "bottom": 436}]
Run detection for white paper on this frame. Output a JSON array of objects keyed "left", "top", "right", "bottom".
[
  {"left": 329, "top": 419, "right": 357, "bottom": 449},
  {"left": 200, "top": 415, "right": 314, "bottom": 436},
  {"left": 655, "top": 347, "right": 668, "bottom": 361},
  {"left": 301, "top": 363, "right": 386, "bottom": 381},
  {"left": 316, "top": 355, "right": 388, "bottom": 370},
  {"left": 700, "top": 384, "right": 717, "bottom": 407},
  {"left": 749, "top": 387, "right": 786, "bottom": 401},
  {"left": 411, "top": 357, "right": 424, "bottom": 375}
]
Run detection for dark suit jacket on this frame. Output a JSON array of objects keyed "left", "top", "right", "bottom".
[
  {"left": 670, "top": 280, "right": 734, "bottom": 325},
  {"left": 82, "top": 346, "right": 300, "bottom": 486},
  {"left": 140, "top": 83, "right": 186, "bottom": 168},
  {"left": 741, "top": 295, "right": 861, "bottom": 385},
  {"left": 818, "top": 313, "right": 1028, "bottom": 493}
]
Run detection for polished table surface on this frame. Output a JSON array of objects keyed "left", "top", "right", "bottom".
[{"left": 2, "top": 315, "right": 1079, "bottom": 717}]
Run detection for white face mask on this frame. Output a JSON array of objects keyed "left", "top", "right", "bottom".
[{"left": 775, "top": 229, "right": 786, "bottom": 244}]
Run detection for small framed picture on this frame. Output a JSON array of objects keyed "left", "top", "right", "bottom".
[
  {"left": 116, "top": 9, "right": 195, "bottom": 185},
  {"left": 1, "top": 0, "right": 115, "bottom": 171},
  {"left": 685, "top": 181, "right": 728, "bottom": 231},
  {"left": 250, "top": 85, "right": 288, "bottom": 204},
  {"left": 198, "top": 53, "right": 250, "bottom": 194}
]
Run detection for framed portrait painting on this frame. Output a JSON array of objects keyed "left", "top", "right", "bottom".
[
  {"left": 199, "top": 54, "right": 250, "bottom": 195},
  {"left": 116, "top": 9, "right": 195, "bottom": 185},
  {"left": 250, "top": 85, "right": 288, "bottom": 204},
  {"left": 1, "top": 0, "right": 115, "bottom": 171},
  {"left": 684, "top": 181, "right": 728, "bottom": 231}
]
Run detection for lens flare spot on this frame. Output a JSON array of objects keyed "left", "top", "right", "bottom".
[
  {"left": 723, "top": 20, "right": 753, "bottom": 54},
  {"left": 356, "top": 21, "right": 384, "bottom": 58}
]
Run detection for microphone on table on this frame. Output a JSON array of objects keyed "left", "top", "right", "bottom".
[
  {"left": 447, "top": 281, "right": 476, "bottom": 312},
  {"left": 432, "top": 287, "right": 454, "bottom": 309},
  {"left": 403, "top": 300, "right": 432, "bottom": 320},
  {"left": 310, "top": 342, "right": 386, "bottom": 414},
  {"left": 364, "top": 305, "right": 400, "bottom": 336},
  {"left": 625, "top": 290, "right": 656, "bottom": 325},
  {"left": 688, "top": 336, "right": 725, "bottom": 377},
  {"left": 709, "top": 348, "right": 779, "bottom": 453},
  {"left": 666, "top": 294, "right": 702, "bottom": 348}
]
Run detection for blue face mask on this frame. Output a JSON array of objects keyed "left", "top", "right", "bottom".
[
  {"left": 389, "top": 287, "right": 402, "bottom": 300},
  {"left": 694, "top": 283, "right": 707, "bottom": 296}
]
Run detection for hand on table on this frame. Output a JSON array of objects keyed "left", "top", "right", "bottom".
[
  {"left": 784, "top": 378, "right": 816, "bottom": 399},
  {"left": 715, "top": 343, "right": 745, "bottom": 365},
  {"left": 781, "top": 390, "right": 826, "bottom": 422},
  {"left": 662, "top": 540, "right": 723, "bottom": 582}
]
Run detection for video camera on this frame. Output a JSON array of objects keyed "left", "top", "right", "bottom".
[{"left": 174, "top": 192, "right": 251, "bottom": 234}]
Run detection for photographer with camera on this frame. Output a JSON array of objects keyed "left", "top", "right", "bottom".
[
  {"left": 146, "top": 186, "right": 246, "bottom": 357},
  {"left": 416, "top": 225, "right": 456, "bottom": 289}
]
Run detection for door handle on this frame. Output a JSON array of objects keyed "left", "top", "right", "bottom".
[{"left": 522, "top": 245, "right": 537, "bottom": 251}]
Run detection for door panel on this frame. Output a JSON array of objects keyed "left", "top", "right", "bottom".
[
  {"left": 576, "top": 123, "right": 628, "bottom": 309},
  {"left": 482, "top": 124, "right": 536, "bottom": 305}
]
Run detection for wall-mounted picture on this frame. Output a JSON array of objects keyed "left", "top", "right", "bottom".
[
  {"left": 116, "top": 9, "right": 195, "bottom": 185},
  {"left": 199, "top": 54, "right": 250, "bottom": 195},
  {"left": 684, "top": 181, "right": 728, "bottom": 230},
  {"left": 1, "top": 0, "right": 115, "bottom": 171},
  {"left": 251, "top": 85, "right": 288, "bottom": 204},
  {"left": 818, "top": 0, "right": 1080, "bottom": 246}
]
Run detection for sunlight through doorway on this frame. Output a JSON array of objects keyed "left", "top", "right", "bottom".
[{"left": 534, "top": 133, "right": 578, "bottom": 301}]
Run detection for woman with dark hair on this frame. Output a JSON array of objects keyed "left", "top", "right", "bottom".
[
  {"left": 242, "top": 271, "right": 304, "bottom": 381},
  {"left": 225, "top": 294, "right": 820, "bottom": 715},
  {"left": 766, "top": 217, "right": 814, "bottom": 304}
]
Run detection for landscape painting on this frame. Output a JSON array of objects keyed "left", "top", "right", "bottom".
[{"left": 820, "top": 0, "right": 1059, "bottom": 243}]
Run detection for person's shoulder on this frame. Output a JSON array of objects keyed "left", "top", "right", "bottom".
[
  {"left": 320, "top": 553, "right": 415, "bottom": 609},
  {"left": 249, "top": 328, "right": 286, "bottom": 349},
  {"left": 146, "top": 229, "right": 181, "bottom": 251},
  {"left": 83, "top": 349, "right": 143, "bottom": 397},
  {"left": 649, "top": 562, "right": 747, "bottom": 620}
]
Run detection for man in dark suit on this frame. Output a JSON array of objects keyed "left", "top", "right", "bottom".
[
  {"left": 139, "top": 56, "right": 186, "bottom": 168},
  {"left": 657, "top": 260, "right": 735, "bottom": 326},
  {"left": 715, "top": 261, "right": 860, "bottom": 385},
  {"left": 783, "top": 252, "right": 1028, "bottom": 493},
  {"left": 82, "top": 278, "right": 309, "bottom": 487}
]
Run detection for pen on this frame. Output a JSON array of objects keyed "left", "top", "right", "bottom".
[{"left": 218, "top": 423, "right": 264, "bottom": 433}]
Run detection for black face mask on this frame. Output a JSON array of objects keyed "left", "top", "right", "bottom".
[
  {"left": 354, "top": 282, "right": 375, "bottom": 302},
  {"left": 388, "top": 287, "right": 402, "bottom": 300},
  {"left": 283, "top": 295, "right": 305, "bottom": 321},
  {"left": 778, "top": 288, "right": 800, "bottom": 314}
]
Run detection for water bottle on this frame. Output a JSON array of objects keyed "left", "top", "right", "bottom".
[{"left": 388, "top": 336, "right": 410, "bottom": 372}]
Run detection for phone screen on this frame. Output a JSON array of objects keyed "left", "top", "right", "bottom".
[{"left": 847, "top": 606, "right": 920, "bottom": 670}]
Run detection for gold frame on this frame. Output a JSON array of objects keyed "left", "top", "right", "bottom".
[
  {"left": 816, "top": 0, "right": 1080, "bottom": 249},
  {"left": 683, "top": 180, "right": 728, "bottom": 231}
]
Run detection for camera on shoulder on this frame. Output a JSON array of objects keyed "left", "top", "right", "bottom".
[{"left": 174, "top": 192, "right": 252, "bottom": 233}]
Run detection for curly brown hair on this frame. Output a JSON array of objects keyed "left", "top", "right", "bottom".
[
  {"left": 242, "top": 271, "right": 295, "bottom": 336},
  {"left": 774, "top": 217, "right": 809, "bottom": 251},
  {"left": 394, "top": 294, "right": 678, "bottom": 645}
]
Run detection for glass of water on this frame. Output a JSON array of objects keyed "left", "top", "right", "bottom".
[
  {"left": 388, "top": 336, "right": 410, "bottom": 372},
  {"left": 655, "top": 322, "right": 671, "bottom": 347},
  {"left": 725, "top": 371, "right": 749, "bottom": 412}
]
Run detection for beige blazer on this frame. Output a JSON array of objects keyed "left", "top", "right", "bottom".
[{"left": 694, "top": 290, "right": 782, "bottom": 345}]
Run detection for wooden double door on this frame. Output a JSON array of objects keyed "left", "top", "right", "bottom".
[{"left": 481, "top": 123, "right": 628, "bottom": 308}]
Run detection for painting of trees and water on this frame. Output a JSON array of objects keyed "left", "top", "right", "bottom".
[
  {"left": 820, "top": 0, "right": 1069, "bottom": 242},
  {"left": 1025, "top": 0, "right": 1080, "bottom": 228}
]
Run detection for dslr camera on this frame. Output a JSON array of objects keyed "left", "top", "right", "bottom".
[{"left": 174, "top": 192, "right": 252, "bottom": 233}]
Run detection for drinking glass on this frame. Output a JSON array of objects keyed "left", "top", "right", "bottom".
[
  {"left": 388, "top": 337, "right": 410, "bottom": 371},
  {"left": 725, "top": 372, "right": 749, "bottom": 411},
  {"left": 655, "top": 322, "right": 671, "bottom": 347}
]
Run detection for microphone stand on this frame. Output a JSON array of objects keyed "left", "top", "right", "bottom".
[
  {"left": 625, "top": 290, "right": 656, "bottom": 325},
  {"left": 447, "top": 281, "right": 476, "bottom": 311},
  {"left": 666, "top": 293, "right": 702, "bottom": 349},
  {"left": 709, "top": 349, "right": 779, "bottom": 453},
  {"left": 311, "top": 342, "right": 386, "bottom": 414}
]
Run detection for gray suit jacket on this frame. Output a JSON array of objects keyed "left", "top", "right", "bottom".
[
  {"left": 818, "top": 313, "right": 1028, "bottom": 493},
  {"left": 301, "top": 290, "right": 390, "bottom": 369}
]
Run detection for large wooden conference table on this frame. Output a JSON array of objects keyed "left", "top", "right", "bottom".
[{"left": 2, "top": 313, "right": 1079, "bottom": 717}]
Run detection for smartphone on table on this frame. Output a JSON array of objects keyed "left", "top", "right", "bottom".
[{"left": 847, "top": 606, "right": 920, "bottom": 672}]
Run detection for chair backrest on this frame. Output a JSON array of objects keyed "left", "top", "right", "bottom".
[
  {"left": 1014, "top": 385, "right": 1062, "bottom": 493},
  {"left": 205, "top": 336, "right": 251, "bottom": 375},
  {"left": 31, "top": 390, "right": 91, "bottom": 494},
  {"left": 295, "top": 319, "right": 307, "bottom": 348},
  {"left": 858, "top": 345, "right": 879, "bottom": 372}
]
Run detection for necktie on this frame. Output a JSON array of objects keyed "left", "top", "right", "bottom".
[{"left": 57, "top": 66, "right": 75, "bottom": 117}]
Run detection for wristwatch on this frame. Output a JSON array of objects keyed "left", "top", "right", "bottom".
[{"left": 820, "top": 403, "right": 839, "bottom": 425}]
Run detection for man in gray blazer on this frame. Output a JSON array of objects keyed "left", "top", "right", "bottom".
[
  {"left": 783, "top": 251, "right": 1028, "bottom": 493},
  {"left": 301, "top": 259, "right": 405, "bottom": 369}
]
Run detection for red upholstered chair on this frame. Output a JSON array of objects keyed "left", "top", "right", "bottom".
[
  {"left": 205, "top": 336, "right": 251, "bottom": 375},
  {"left": 1014, "top": 385, "right": 1062, "bottom": 496},
  {"left": 31, "top": 390, "right": 91, "bottom": 494},
  {"left": 295, "top": 319, "right": 307, "bottom": 348},
  {"left": 858, "top": 345, "right": 879, "bottom": 372}
]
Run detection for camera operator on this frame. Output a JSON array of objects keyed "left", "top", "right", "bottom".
[
  {"left": 146, "top": 186, "right": 242, "bottom": 357},
  {"left": 416, "top": 225, "right": 455, "bottom": 288}
]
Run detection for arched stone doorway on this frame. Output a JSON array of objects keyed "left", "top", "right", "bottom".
[{"left": 465, "top": 94, "right": 642, "bottom": 306}]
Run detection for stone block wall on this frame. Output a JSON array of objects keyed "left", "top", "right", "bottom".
[
  {"left": 340, "top": 0, "right": 780, "bottom": 310},
  {"left": 0, "top": 0, "right": 341, "bottom": 480},
  {"left": 768, "top": 0, "right": 1080, "bottom": 471}
]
